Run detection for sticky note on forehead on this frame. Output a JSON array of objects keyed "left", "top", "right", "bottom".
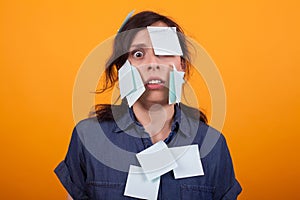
[{"left": 147, "top": 26, "right": 183, "bottom": 56}]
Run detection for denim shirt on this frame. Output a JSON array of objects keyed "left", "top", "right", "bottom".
[{"left": 54, "top": 104, "right": 242, "bottom": 200}]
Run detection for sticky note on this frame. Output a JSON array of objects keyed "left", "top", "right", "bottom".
[
  {"left": 147, "top": 26, "right": 183, "bottom": 56},
  {"left": 118, "top": 60, "right": 135, "bottom": 99},
  {"left": 169, "top": 145, "right": 204, "bottom": 179},
  {"left": 124, "top": 165, "right": 160, "bottom": 200},
  {"left": 118, "top": 10, "right": 135, "bottom": 33},
  {"left": 125, "top": 144, "right": 204, "bottom": 199},
  {"left": 169, "top": 65, "right": 185, "bottom": 104},
  {"left": 118, "top": 60, "right": 146, "bottom": 107},
  {"left": 136, "top": 141, "right": 177, "bottom": 181}
]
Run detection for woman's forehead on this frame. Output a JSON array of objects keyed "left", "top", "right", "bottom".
[
  {"left": 130, "top": 29, "right": 152, "bottom": 49},
  {"left": 151, "top": 21, "right": 168, "bottom": 27},
  {"left": 130, "top": 21, "right": 169, "bottom": 49}
]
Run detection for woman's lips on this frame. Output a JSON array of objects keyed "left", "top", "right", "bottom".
[{"left": 145, "top": 79, "right": 165, "bottom": 90}]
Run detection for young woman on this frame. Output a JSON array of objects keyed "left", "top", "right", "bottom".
[{"left": 55, "top": 11, "right": 242, "bottom": 200}]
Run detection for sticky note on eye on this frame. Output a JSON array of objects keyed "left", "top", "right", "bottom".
[
  {"left": 118, "top": 60, "right": 146, "bottom": 107},
  {"left": 169, "top": 65, "right": 185, "bottom": 104},
  {"left": 147, "top": 26, "right": 183, "bottom": 56}
]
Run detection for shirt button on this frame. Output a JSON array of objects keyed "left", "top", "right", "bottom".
[{"left": 142, "top": 138, "right": 152, "bottom": 149}]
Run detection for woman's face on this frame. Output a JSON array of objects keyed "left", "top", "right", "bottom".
[{"left": 127, "top": 21, "right": 183, "bottom": 105}]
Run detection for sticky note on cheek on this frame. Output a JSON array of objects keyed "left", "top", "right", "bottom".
[
  {"left": 169, "top": 65, "right": 185, "bottom": 104},
  {"left": 147, "top": 26, "right": 183, "bottom": 56},
  {"left": 118, "top": 60, "right": 135, "bottom": 99},
  {"left": 125, "top": 66, "right": 146, "bottom": 107},
  {"left": 118, "top": 60, "right": 146, "bottom": 107}
]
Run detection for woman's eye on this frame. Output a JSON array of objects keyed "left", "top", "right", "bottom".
[{"left": 132, "top": 50, "right": 144, "bottom": 58}]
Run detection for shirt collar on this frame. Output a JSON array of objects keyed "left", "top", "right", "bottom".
[
  {"left": 112, "top": 106, "right": 136, "bottom": 133},
  {"left": 113, "top": 103, "right": 193, "bottom": 138}
]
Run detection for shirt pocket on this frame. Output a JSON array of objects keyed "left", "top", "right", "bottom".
[
  {"left": 86, "top": 181, "right": 134, "bottom": 200},
  {"left": 180, "top": 184, "right": 215, "bottom": 200}
]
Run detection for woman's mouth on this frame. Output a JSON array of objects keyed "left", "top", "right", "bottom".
[{"left": 145, "top": 79, "right": 165, "bottom": 90}]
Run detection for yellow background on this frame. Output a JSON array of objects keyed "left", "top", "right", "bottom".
[{"left": 1, "top": 0, "right": 300, "bottom": 199}]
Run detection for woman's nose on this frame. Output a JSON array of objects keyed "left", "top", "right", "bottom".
[
  {"left": 146, "top": 50, "right": 160, "bottom": 70},
  {"left": 147, "top": 65, "right": 160, "bottom": 71}
]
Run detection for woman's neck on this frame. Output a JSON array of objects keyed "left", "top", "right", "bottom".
[{"left": 132, "top": 102, "right": 175, "bottom": 144}]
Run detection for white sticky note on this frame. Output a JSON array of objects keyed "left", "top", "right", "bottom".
[
  {"left": 136, "top": 141, "right": 177, "bottom": 181},
  {"left": 118, "top": 60, "right": 146, "bottom": 107},
  {"left": 124, "top": 165, "right": 160, "bottom": 200},
  {"left": 169, "top": 65, "right": 185, "bottom": 104},
  {"left": 147, "top": 26, "right": 183, "bottom": 56},
  {"left": 169, "top": 145, "right": 204, "bottom": 179},
  {"left": 126, "top": 65, "right": 146, "bottom": 107},
  {"left": 118, "top": 60, "right": 135, "bottom": 99}
]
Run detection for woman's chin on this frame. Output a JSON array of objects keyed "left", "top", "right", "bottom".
[{"left": 139, "top": 92, "right": 169, "bottom": 105}]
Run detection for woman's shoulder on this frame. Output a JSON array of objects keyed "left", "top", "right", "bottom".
[
  {"left": 76, "top": 117, "right": 101, "bottom": 128},
  {"left": 90, "top": 103, "right": 128, "bottom": 122},
  {"left": 179, "top": 104, "right": 226, "bottom": 154},
  {"left": 179, "top": 103, "right": 208, "bottom": 124},
  {"left": 73, "top": 115, "right": 117, "bottom": 138}
]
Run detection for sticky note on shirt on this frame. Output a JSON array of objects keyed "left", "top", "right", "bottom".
[
  {"left": 118, "top": 60, "right": 146, "bottom": 107},
  {"left": 147, "top": 26, "right": 183, "bottom": 56},
  {"left": 124, "top": 165, "right": 160, "bottom": 200},
  {"left": 136, "top": 141, "right": 177, "bottom": 181},
  {"left": 169, "top": 144, "right": 204, "bottom": 179},
  {"left": 169, "top": 65, "right": 185, "bottom": 104}
]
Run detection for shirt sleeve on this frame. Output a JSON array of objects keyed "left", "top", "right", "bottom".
[
  {"left": 212, "top": 134, "right": 242, "bottom": 200},
  {"left": 54, "top": 127, "right": 89, "bottom": 200}
]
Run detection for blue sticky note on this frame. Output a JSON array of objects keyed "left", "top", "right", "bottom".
[
  {"left": 169, "top": 65, "right": 185, "bottom": 104},
  {"left": 118, "top": 10, "right": 135, "bottom": 33}
]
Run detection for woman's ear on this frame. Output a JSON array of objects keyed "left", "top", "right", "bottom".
[{"left": 180, "top": 58, "right": 187, "bottom": 72}]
